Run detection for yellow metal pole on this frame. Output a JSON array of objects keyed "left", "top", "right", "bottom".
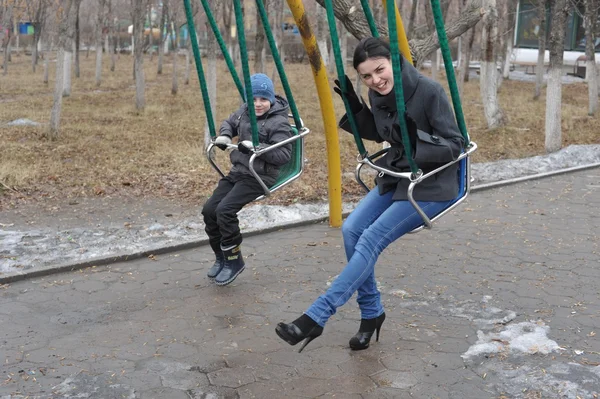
[
  {"left": 286, "top": 0, "right": 342, "bottom": 227},
  {"left": 382, "top": 0, "right": 413, "bottom": 65}
]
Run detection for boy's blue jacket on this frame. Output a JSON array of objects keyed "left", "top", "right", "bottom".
[{"left": 219, "top": 95, "right": 292, "bottom": 185}]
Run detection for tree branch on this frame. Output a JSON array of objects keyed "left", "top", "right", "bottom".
[{"left": 314, "top": 0, "right": 490, "bottom": 67}]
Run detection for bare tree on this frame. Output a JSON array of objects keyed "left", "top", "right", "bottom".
[
  {"left": 424, "top": 1, "right": 439, "bottom": 80},
  {"left": 534, "top": 0, "right": 547, "bottom": 99},
  {"left": 205, "top": 0, "right": 219, "bottom": 147},
  {"left": 25, "top": 0, "right": 49, "bottom": 72},
  {"left": 75, "top": 4, "right": 80, "bottom": 78},
  {"left": 147, "top": 4, "right": 154, "bottom": 61},
  {"left": 108, "top": 0, "right": 116, "bottom": 72},
  {"left": 184, "top": 42, "right": 191, "bottom": 84},
  {"left": 316, "top": 1, "right": 329, "bottom": 66},
  {"left": 480, "top": 0, "right": 506, "bottom": 127},
  {"left": 132, "top": 0, "right": 146, "bottom": 111},
  {"left": 271, "top": 0, "right": 285, "bottom": 85},
  {"left": 221, "top": 1, "right": 238, "bottom": 68},
  {"left": 457, "top": 0, "right": 477, "bottom": 96},
  {"left": 501, "top": 0, "right": 518, "bottom": 79},
  {"left": 168, "top": 0, "right": 178, "bottom": 95},
  {"left": 407, "top": 0, "right": 419, "bottom": 38},
  {"left": 50, "top": 0, "right": 79, "bottom": 138},
  {"left": 254, "top": 0, "right": 266, "bottom": 73},
  {"left": 95, "top": 0, "right": 107, "bottom": 86},
  {"left": 583, "top": 0, "right": 598, "bottom": 114},
  {"left": 43, "top": 51, "right": 49, "bottom": 82},
  {"left": 544, "top": 0, "right": 570, "bottom": 153},
  {"left": 2, "top": 2, "right": 13, "bottom": 76},
  {"left": 63, "top": 0, "right": 81, "bottom": 96},
  {"left": 157, "top": 0, "right": 166, "bottom": 74}
]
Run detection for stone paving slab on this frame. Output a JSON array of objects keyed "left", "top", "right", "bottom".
[{"left": 1, "top": 170, "right": 599, "bottom": 398}]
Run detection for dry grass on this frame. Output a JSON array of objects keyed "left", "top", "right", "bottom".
[{"left": 0, "top": 52, "right": 598, "bottom": 209}]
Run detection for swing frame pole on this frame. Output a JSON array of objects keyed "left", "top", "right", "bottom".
[{"left": 285, "top": 0, "right": 343, "bottom": 228}]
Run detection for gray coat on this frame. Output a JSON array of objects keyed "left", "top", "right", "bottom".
[
  {"left": 220, "top": 95, "right": 292, "bottom": 186},
  {"left": 340, "top": 60, "right": 464, "bottom": 201}
]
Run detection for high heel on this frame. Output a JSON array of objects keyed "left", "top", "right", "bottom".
[
  {"left": 349, "top": 312, "right": 386, "bottom": 351},
  {"left": 275, "top": 315, "right": 323, "bottom": 353}
]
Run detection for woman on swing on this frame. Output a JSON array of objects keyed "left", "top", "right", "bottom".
[{"left": 276, "top": 37, "right": 465, "bottom": 352}]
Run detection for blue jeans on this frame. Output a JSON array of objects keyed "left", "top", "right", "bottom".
[{"left": 305, "top": 187, "right": 453, "bottom": 327}]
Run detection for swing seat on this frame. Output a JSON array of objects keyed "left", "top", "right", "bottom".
[
  {"left": 268, "top": 126, "right": 306, "bottom": 192},
  {"left": 206, "top": 124, "right": 310, "bottom": 199},
  {"left": 355, "top": 141, "right": 477, "bottom": 233}
]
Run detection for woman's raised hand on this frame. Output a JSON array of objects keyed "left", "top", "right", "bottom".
[{"left": 333, "top": 75, "right": 362, "bottom": 113}]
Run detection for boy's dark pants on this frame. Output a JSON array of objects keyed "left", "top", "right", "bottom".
[{"left": 202, "top": 173, "right": 266, "bottom": 249}]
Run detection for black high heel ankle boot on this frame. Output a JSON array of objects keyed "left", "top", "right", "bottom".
[
  {"left": 275, "top": 314, "right": 323, "bottom": 353},
  {"left": 349, "top": 312, "right": 386, "bottom": 350}
]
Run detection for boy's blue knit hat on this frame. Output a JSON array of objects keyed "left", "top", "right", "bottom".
[{"left": 250, "top": 73, "right": 275, "bottom": 104}]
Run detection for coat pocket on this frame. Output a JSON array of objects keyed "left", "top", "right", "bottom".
[
  {"left": 416, "top": 130, "right": 444, "bottom": 146},
  {"left": 413, "top": 130, "right": 454, "bottom": 166}
]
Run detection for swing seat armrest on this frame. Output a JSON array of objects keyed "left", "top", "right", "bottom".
[
  {"left": 249, "top": 127, "right": 310, "bottom": 196},
  {"left": 252, "top": 127, "right": 310, "bottom": 157},
  {"left": 356, "top": 142, "right": 477, "bottom": 231}
]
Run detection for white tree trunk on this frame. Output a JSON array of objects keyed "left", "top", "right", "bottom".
[
  {"left": 432, "top": 49, "right": 440, "bottom": 82},
  {"left": 171, "top": 48, "right": 178, "bottom": 95},
  {"left": 457, "top": 0, "right": 475, "bottom": 99},
  {"left": 587, "top": 62, "right": 599, "bottom": 115},
  {"left": 502, "top": 39, "right": 513, "bottom": 79},
  {"left": 48, "top": 0, "right": 79, "bottom": 137},
  {"left": 43, "top": 52, "right": 49, "bottom": 84},
  {"left": 184, "top": 49, "right": 190, "bottom": 85},
  {"left": 110, "top": 41, "right": 116, "bottom": 72},
  {"left": 544, "top": 67, "right": 563, "bottom": 152},
  {"left": 95, "top": 0, "right": 105, "bottom": 86},
  {"left": 479, "top": 0, "right": 505, "bottom": 128},
  {"left": 95, "top": 43, "right": 102, "bottom": 86},
  {"left": 583, "top": 0, "right": 598, "bottom": 115},
  {"left": 50, "top": 48, "right": 66, "bottom": 138},
  {"left": 534, "top": 0, "right": 547, "bottom": 100},
  {"left": 63, "top": 51, "right": 73, "bottom": 96},
  {"left": 544, "top": 0, "right": 569, "bottom": 153},
  {"left": 133, "top": 0, "right": 146, "bottom": 110},
  {"left": 157, "top": 1, "right": 166, "bottom": 75},
  {"left": 316, "top": 4, "right": 329, "bottom": 66}
]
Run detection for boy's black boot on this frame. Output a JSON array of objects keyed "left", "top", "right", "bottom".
[
  {"left": 215, "top": 243, "right": 245, "bottom": 286},
  {"left": 206, "top": 240, "right": 225, "bottom": 280}
]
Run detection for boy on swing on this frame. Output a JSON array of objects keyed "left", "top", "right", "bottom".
[{"left": 202, "top": 73, "right": 293, "bottom": 286}]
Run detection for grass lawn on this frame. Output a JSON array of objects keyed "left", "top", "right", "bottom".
[{"left": 0, "top": 52, "right": 598, "bottom": 209}]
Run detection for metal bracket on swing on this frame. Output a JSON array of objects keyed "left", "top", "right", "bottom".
[{"left": 355, "top": 142, "right": 478, "bottom": 232}]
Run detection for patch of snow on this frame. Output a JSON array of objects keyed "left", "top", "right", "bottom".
[
  {"left": 6, "top": 118, "right": 40, "bottom": 126},
  {"left": 462, "top": 321, "right": 562, "bottom": 360},
  {"left": 472, "top": 144, "right": 600, "bottom": 185}
]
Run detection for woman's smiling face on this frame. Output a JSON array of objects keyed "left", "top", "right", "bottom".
[{"left": 356, "top": 57, "right": 394, "bottom": 95}]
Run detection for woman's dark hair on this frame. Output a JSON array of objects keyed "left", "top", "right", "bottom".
[{"left": 352, "top": 37, "right": 391, "bottom": 70}]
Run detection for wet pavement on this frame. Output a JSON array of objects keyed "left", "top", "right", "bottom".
[{"left": 1, "top": 169, "right": 599, "bottom": 399}]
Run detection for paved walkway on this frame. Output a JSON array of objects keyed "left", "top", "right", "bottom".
[{"left": 1, "top": 169, "right": 599, "bottom": 399}]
